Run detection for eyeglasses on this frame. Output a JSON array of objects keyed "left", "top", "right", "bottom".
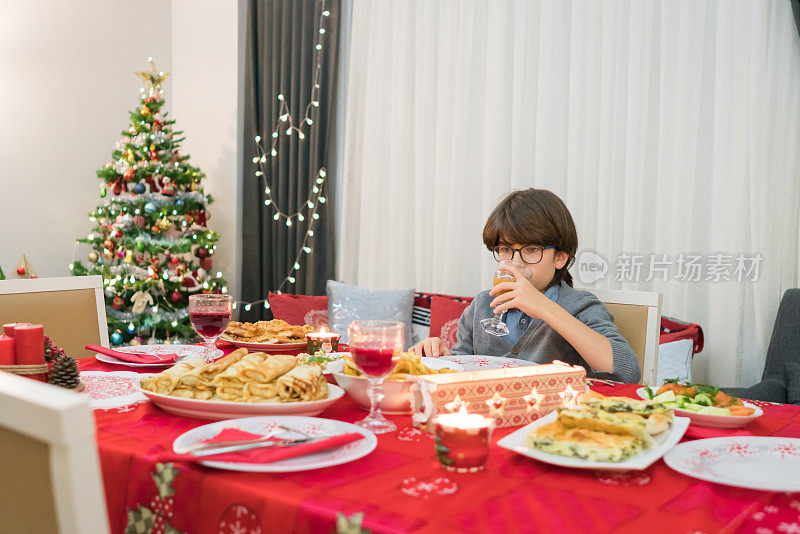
[{"left": 491, "top": 244, "right": 555, "bottom": 264}]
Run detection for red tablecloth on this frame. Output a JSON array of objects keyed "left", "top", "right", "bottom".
[{"left": 81, "top": 355, "right": 800, "bottom": 534}]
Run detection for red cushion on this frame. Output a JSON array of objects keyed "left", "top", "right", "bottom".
[
  {"left": 414, "top": 291, "right": 473, "bottom": 310},
  {"left": 429, "top": 295, "right": 472, "bottom": 349},
  {"left": 268, "top": 292, "right": 329, "bottom": 328}
]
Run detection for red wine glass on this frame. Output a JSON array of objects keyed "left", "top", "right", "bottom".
[
  {"left": 348, "top": 320, "right": 404, "bottom": 434},
  {"left": 189, "top": 294, "right": 232, "bottom": 363}
]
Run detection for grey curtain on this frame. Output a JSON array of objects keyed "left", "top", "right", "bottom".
[{"left": 241, "top": 0, "right": 340, "bottom": 320}]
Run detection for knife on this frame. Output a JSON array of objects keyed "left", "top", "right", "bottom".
[{"left": 185, "top": 437, "right": 324, "bottom": 457}]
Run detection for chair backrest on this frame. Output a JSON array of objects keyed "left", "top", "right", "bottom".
[
  {"left": 0, "top": 276, "right": 109, "bottom": 358},
  {"left": 0, "top": 371, "right": 110, "bottom": 533},
  {"left": 577, "top": 287, "right": 662, "bottom": 385}
]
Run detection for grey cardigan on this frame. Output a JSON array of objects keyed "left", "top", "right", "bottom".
[{"left": 450, "top": 281, "right": 641, "bottom": 383}]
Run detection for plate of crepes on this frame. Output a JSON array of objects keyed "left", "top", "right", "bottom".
[
  {"left": 138, "top": 348, "right": 344, "bottom": 419},
  {"left": 497, "top": 391, "right": 690, "bottom": 471},
  {"left": 219, "top": 319, "right": 313, "bottom": 351},
  {"left": 328, "top": 353, "right": 462, "bottom": 413},
  {"left": 636, "top": 380, "right": 763, "bottom": 429}
]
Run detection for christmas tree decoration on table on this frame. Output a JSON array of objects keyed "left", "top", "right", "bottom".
[{"left": 71, "top": 58, "right": 228, "bottom": 346}]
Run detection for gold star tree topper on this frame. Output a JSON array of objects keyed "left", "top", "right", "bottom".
[{"left": 134, "top": 57, "right": 170, "bottom": 90}]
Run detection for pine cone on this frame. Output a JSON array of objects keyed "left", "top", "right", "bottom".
[{"left": 48, "top": 354, "right": 80, "bottom": 389}]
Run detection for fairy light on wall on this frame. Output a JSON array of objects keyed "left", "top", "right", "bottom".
[{"left": 240, "top": 0, "right": 331, "bottom": 312}]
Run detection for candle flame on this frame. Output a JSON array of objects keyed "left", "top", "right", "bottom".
[
  {"left": 559, "top": 384, "right": 580, "bottom": 409},
  {"left": 523, "top": 386, "right": 545, "bottom": 414},
  {"left": 485, "top": 391, "right": 507, "bottom": 417},
  {"left": 319, "top": 325, "right": 328, "bottom": 334},
  {"left": 445, "top": 395, "right": 466, "bottom": 413}
]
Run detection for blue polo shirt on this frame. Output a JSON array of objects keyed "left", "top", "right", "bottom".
[{"left": 503, "top": 284, "right": 560, "bottom": 345}]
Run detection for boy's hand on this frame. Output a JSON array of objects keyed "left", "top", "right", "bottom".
[
  {"left": 489, "top": 263, "right": 555, "bottom": 320},
  {"left": 409, "top": 337, "right": 450, "bottom": 358}
]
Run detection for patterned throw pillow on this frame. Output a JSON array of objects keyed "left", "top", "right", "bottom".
[
  {"left": 428, "top": 295, "right": 473, "bottom": 349},
  {"left": 268, "top": 292, "right": 329, "bottom": 329},
  {"left": 326, "top": 280, "right": 415, "bottom": 347}
]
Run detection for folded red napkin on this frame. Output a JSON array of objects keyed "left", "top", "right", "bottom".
[
  {"left": 164, "top": 428, "right": 364, "bottom": 464},
  {"left": 86, "top": 344, "right": 179, "bottom": 364},
  {"left": 683, "top": 425, "right": 754, "bottom": 440}
]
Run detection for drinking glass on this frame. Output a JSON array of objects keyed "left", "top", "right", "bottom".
[
  {"left": 188, "top": 294, "right": 233, "bottom": 363},
  {"left": 480, "top": 260, "right": 532, "bottom": 336},
  {"left": 347, "top": 320, "right": 404, "bottom": 434}
]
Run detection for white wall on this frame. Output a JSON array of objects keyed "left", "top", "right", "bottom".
[
  {"left": 0, "top": 1, "right": 240, "bottom": 299},
  {"left": 170, "top": 0, "right": 240, "bottom": 299},
  {"left": 0, "top": 1, "right": 172, "bottom": 278}
]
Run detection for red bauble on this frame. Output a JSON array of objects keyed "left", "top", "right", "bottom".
[
  {"left": 170, "top": 291, "right": 183, "bottom": 304},
  {"left": 195, "top": 247, "right": 208, "bottom": 258},
  {"left": 112, "top": 295, "right": 124, "bottom": 309},
  {"left": 200, "top": 258, "right": 212, "bottom": 271},
  {"left": 113, "top": 182, "right": 122, "bottom": 195},
  {"left": 123, "top": 168, "right": 135, "bottom": 182},
  {"left": 16, "top": 266, "right": 25, "bottom": 275},
  {"left": 170, "top": 257, "right": 180, "bottom": 265}
]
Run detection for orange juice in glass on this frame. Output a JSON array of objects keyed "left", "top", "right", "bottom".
[{"left": 481, "top": 260, "right": 530, "bottom": 336}]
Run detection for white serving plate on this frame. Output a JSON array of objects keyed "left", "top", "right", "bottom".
[
  {"left": 138, "top": 375, "right": 344, "bottom": 420},
  {"left": 496, "top": 410, "right": 690, "bottom": 471},
  {"left": 219, "top": 334, "right": 307, "bottom": 352},
  {"left": 328, "top": 357, "right": 462, "bottom": 414},
  {"left": 173, "top": 416, "right": 378, "bottom": 472},
  {"left": 95, "top": 344, "right": 220, "bottom": 368},
  {"left": 664, "top": 437, "right": 800, "bottom": 492},
  {"left": 440, "top": 354, "right": 537, "bottom": 371},
  {"left": 635, "top": 387, "right": 763, "bottom": 429}
]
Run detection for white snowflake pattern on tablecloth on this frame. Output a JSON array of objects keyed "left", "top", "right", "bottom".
[
  {"left": 755, "top": 528, "right": 774, "bottom": 534},
  {"left": 217, "top": 504, "right": 262, "bottom": 534},
  {"left": 398, "top": 476, "right": 458, "bottom": 499},
  {"left": 593, "top": 470, "right": 652, "bottom": 486},
  {"left": 396, "top": 427, "right": 430, "bottom": 442},
  {"left": 777, "top": 523, "right": 800, "bottom": 534}
]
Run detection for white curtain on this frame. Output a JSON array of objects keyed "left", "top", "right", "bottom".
[{"left": 336, "top": 0, "right": 800, "bottom": 386}]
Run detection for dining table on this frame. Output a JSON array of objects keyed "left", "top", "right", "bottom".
[{"left": 80, "top": 346, "right": 800, "bottom": 534}]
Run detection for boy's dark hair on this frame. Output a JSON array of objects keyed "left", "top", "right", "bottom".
[{"left": 482, "top": 188, "right": 578, "bottom": 287}]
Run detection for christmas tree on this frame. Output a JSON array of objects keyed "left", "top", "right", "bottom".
[{"left": 72, "top": 59, "right": 228, "bottom": 346}]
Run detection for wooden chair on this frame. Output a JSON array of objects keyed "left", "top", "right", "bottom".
[
  {"left": 0, "top": 275, "right": 109, "bottom": 358},
  {"left": 0, "top": 371, "right": 110, "bottom": 533},
  {"left": 578, "top": 287, "right": 662, "bottom": 385}
]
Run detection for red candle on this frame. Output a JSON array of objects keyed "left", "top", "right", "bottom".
[
  {"left": 0, "top": 335, "right": 15, "bottom": 365},
  {"left": 434, "top": 412, "right": 494, "bottom": 473},
  {"left": 14, "top": 324, "right": 45, "bottom": 381},
  {"left": 3, "top": 322, "right": 31, "bottom": 337}
]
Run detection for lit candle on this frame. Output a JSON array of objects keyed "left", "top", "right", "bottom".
[
  {"left": 14, "top": 324, "right": 45, "bottom": 381},
  {"left": 0, "top": 335, "right": 15, "bottom": 365},
  {"left": 306, "top": 326, "right": 341, "bottom": 355},
  {"left": 434, "top": 408, "right": 494, "bottom": 473}
]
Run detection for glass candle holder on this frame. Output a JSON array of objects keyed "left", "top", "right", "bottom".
[
  {"left": 434, "top": 412, "right": 494, "bottom": 473},
  {"left": 306, "top": 331, "right": 341, "bottom": 355}
]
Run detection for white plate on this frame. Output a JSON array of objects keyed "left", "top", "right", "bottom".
[
  {"left": 440, "top": 355, "right": 537, "bottom": 371},
  {"left": 138, "top": 375, "right": 345, "bottom": 420},
  {"left": 496, "top": 411, "right": 690, "bottom": 471},
  {"left": 635, "top": 387, "right": 763, "bottom": 429},
  {"left": 95, "top": 344, "right": 222, "bottom": 368},
  {"left": 328, "top": 357, "right": 463, "bottom": 414},
  {"left": 664, "top": 437, "right": 800, "bottom": 492},
  {"left": 172, "top": 416, "right": 378, "bottom": 472},
  {"left": 219, "top": 335, "right": 306, "bottom": 352}
]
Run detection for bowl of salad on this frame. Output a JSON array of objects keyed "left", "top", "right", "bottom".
[{"left": 636, "top": 380, "right": 763, "bottom": 429}]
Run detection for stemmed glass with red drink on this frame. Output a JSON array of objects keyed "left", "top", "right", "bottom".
[
  {"left": 189, "top": 294, "right": 233, "bottom": 363},
  {"left": 347, "top": 320, "right": 404, "bottom": 434}
]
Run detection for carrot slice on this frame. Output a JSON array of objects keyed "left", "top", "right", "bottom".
[{"left": 728, "top": 406, "right": 755, "bottom": 416}]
